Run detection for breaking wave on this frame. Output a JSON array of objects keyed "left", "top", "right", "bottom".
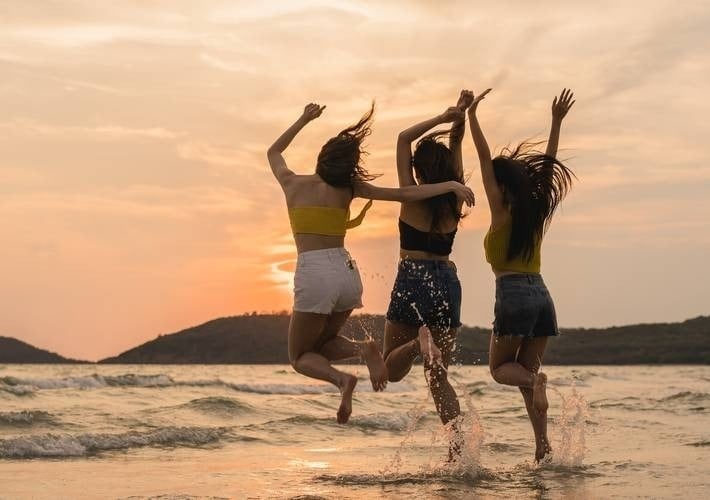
[{"left": 0, "top": 426, "right": 233, "bottom": 459}]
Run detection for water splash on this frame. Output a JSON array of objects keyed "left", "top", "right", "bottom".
[
  {"left": 549, "top": 386, "right": 590, "bottom": 467},
  {"left": 380, "top": 401, "right": 427, "bottom": 476}
]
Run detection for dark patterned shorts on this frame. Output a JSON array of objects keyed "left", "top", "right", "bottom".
[
  {"left": 386, "top": 259, "right": 462, "bottom": 329},
  {"left": 493, "top": 274, "right": 558, "bottom": 337}
]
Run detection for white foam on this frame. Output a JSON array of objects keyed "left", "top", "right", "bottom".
[{"left": 0, "top": 426, "right": 228, "bottom": 458}]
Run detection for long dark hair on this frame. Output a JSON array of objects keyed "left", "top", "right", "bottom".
[
  {"left": 316, "top": 103, "right": 378, "bottom": 188},
  {"left": 492, "top": 142, "right": 574, "bottom": 261},
  {"left": 412, "top": 130, "right": 464, "bottom": 236}
]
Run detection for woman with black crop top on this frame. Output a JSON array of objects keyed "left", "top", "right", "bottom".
[{"left": 383, "top": 91, "right": 474, "bottom": 460}]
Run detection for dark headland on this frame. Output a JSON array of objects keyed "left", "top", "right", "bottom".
[
  {"left": 2, "top": 315, "right": 708, "bottom": 365},
  {"left": 0, "top": 336, "right": 85, "bottom": 364},
  {"left": 97, "top": 314, "right": 710, "bottom": 365}
]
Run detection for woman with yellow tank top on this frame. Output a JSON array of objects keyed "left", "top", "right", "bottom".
[
  {"left": 468, "top": 88, "right": 576, "bottom": 462},
  {"left": 267, "top": 102, "right": 474, "bottom": 425}
]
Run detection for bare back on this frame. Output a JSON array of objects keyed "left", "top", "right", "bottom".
[
  {"left": 399, "top": 200, "right": 462, "bottom": 260},
  {"left": 283, "top": 174, "right": 353, "bottom": 253}
]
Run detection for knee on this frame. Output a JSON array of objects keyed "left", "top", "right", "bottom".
[
  {"left": 387, "top": 371, "right": 405, "bottom": 383},
  {"left": 289, "top": 352, "right": 303, "bottom": 373},
  {"left": 489, "top": 364, "right": 502, "bottom": 383}
]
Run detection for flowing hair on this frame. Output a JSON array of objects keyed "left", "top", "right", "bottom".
[
  {"left": 492, "top": 141, "right": 574, "bottom": 261},
  {"left": 411, "top": 130, "right": 465, "bottom": 236},
  {"left": 316, "top": 103, "right": 379, "bottom": 188}
]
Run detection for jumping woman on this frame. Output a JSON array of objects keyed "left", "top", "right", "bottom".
[
  {"left": 267, "top": 102, "right": 474, "bottom": 424},
  {"left": 383, "top": 91, "right": 474, "bottom": 457},
  {"left": 467, "top": 88, "right": 575, "bottom": 461}
]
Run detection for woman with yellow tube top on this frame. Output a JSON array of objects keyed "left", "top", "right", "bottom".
[
  {"left": 267, "top": 102, "right": 474, "bottom": 424},
  {"left": 468, "top": 88, "right": 576, "bottom": 462}
]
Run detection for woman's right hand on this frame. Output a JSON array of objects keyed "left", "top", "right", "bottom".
[
  {"left": 300, "top": 102, "right": 326, "bottom": 122},
  {"left": 551, "top": 88, "right": 575, "bottom": 122},
  {"left": 467, "top": 88, "right": 492, "bottom": 114},
  {"left": 449, "top": 181, "right": 475, "bottom": 207}
]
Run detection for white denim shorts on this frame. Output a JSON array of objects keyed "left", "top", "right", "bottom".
[{"left": 293, "top": 247, "right": 364, "bottom": 314}]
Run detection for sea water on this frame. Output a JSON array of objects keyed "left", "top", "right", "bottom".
[{"left": 1, "top": 364, "right": 708, "bottom": 498}]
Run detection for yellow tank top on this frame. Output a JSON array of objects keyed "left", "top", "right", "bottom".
[
  {"left": 484, "top": 217, "right": 541, "bottom": 273},
  {"left": 288, "top": 200, "right": 372, "bottom": 236}
]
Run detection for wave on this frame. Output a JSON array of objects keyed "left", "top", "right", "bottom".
[
  {"left": 180, "top": 396, "right": 254, "bottom": 415},
  {"left": 0, "top": 374, "right": 384, "bottom": 396},
  {"left": 253, "top": 411, "right": 418, "bottom": 434},
  {"left": 0, "top": 374, "right": 175, "bottom": 396},
  {"left": 658, "top": 391, "right": 708, "bottom": 403},
  {"left": 0, "top": 411, "right": 56, "bottom": 427},
  {"left": 315, "top": 468, "right": 497, "bottom": 487},
  {"left": 0, "top": 426, "right": 234, "bottom": 459},
  {"left": 0, "top": 383, "right": 35, "bottom": 396},
  {"left": 590, "top": 392, "right": 709, "bottom": 413}
]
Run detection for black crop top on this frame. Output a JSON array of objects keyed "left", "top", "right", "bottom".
[{"left": 399, "top": 219, "right": 457, "bottom": 256}]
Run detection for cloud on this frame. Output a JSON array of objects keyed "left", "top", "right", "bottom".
[{"left": 1, "top": 0, "right": 709, "bottom": 358}]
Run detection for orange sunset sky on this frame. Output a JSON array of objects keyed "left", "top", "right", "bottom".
[{"left": 1, "top": 1, "right": 709, "bottom": 361}]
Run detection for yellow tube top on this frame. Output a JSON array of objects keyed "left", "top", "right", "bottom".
[
  {"left": 289, "top": 200, "right": 372, "bottom": 236},
  {"left": 484, "top": 217, "right": 541, "bottom": 273}
]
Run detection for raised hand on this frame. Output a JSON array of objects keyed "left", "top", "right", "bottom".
[
  {"left": 440, "top": 106, "right": 465, "bottom": 123},
  {"left": 552, "top": 88, "right": 575, "bottom": 122},
  {"left": 468, "top": 88, "right": 492, "bottom": 113},
  {"left": 301, "top": 102, "right": 326, "bottom": 122},
  {"left": 456, "top": 89, "right": 475, "bottom": 111}
]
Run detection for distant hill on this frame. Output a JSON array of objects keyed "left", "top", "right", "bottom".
[
  {"left": 100, "top": 314, "right": 710, "bottom": 365},
  {"left": 0, "top": 337, "right": 85, "bottom": 364}
]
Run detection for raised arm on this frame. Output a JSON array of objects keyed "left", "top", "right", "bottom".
[
  {"left": 354, "top": 180, "right": 474, "bottom": 206},
  {"left": 396, "top": 107, "right": 464, "bottom": 186},
  {"left": 266, "top": 103, "right": 325, "bottom": 187},
  {"left": 467, "top": 89, "right": 507, "bottom": 220},
  {"left": 545, "top": 88, "right": 575, "bottom": 158},
  {"left": 450, "top": 90, "right": 474, "bottom": 179}
]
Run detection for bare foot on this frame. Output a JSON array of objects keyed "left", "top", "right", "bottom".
[
  {"left": 336, "top": 374, "right": 357, "bottom": 424},
  {"left": 418, "top": 326, "right": 442, "bottom": 366},
  {"left": 532, "top": 372, "right": 549, "bottom": 415},
  {"left": 535, "top": 440, "right": 552, "bottom": 463},
  {"left": 361, "top": 341, "right": 388, "bottom": 391}
]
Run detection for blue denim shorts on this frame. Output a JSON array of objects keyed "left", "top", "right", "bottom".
[
  {"left": 386, "top": 259, "right": 462, "bottom": 329},
  {"left": 493, "top": 274, "right": 559, "bottom": 337}
]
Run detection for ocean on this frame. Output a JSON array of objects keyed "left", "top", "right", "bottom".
[{"left": 1, "top": 364, "right": 708, "bottom": 499}]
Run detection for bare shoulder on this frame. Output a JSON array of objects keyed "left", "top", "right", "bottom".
[
  {"left": 289, "top": 174, "right": 350, "bottom": 208},
  {"left": 400, "top": 201, "right": 432, "bottom": 229}
]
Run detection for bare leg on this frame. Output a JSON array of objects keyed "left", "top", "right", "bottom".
[
  {"left": 383, "top": 320, "right": 419, "bottom": 382},
  {"left": 517, "top": 337, "right": 551, "bottom": 461},
  {"left": 489, "top": 334, "right": 550, "bottom": 462},
  {"left": 288, "top": 311, "right": 357, "bottom": 424},
  {"left": 318, "top": 310, "right": 388, "bottom": 391},
  {"left": 488, "top": 335, "right": 535, "bottom": 387},
  {"left": 419, "top": 325, "right": 443, "bottom": 366},
  {"left": 425, "top": 327, "right": 462, "bottom": 460}
]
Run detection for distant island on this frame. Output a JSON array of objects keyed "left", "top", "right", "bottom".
[
  {"left": 2, "top": 315, "right": 708, "bottom": 365},
  {"left": 0, "top": 336, "right": 84, "bottom": 364}
]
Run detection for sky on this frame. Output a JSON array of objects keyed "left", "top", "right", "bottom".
[{"left": 1, "top": 1, "right": 709, "bottom": 361}]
